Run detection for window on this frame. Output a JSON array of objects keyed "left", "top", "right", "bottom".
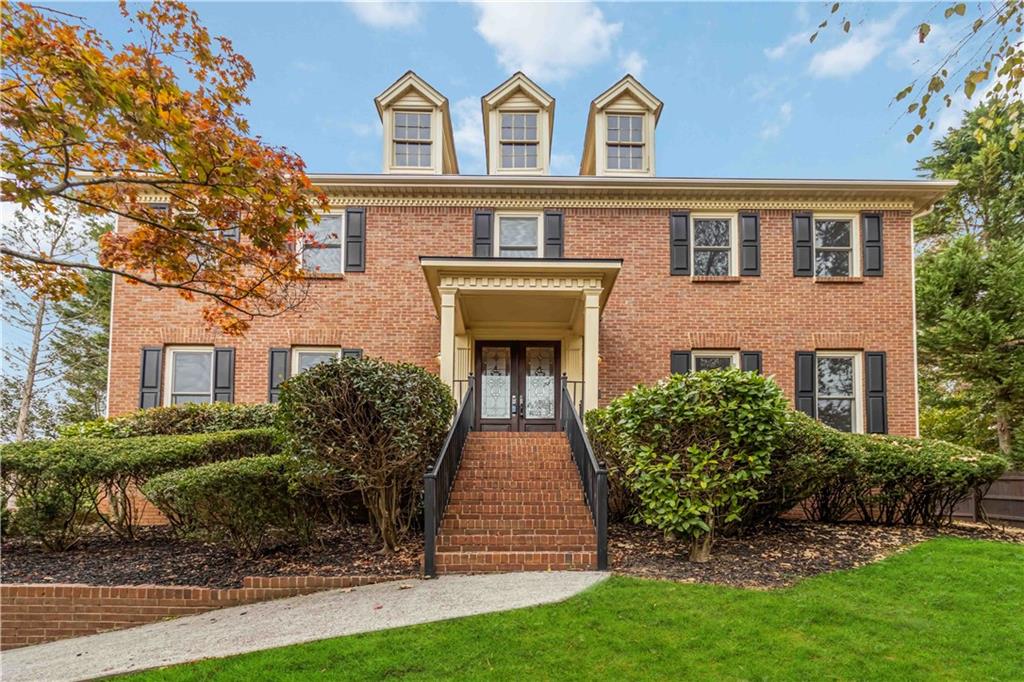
[
  {"left": 393, "top": 111, "right": 432, "bottom": 168},
  {"left": 816, "top": 352, "right": 862, "bottom": 432},
  {"left": 301, "top": 214, "right": 344, "bottom": 275},
  {"left": 291, "top": 347, "right": 343, "bottom": 375},
  {"left": 606, "top": 114, "right": 644, "bottom": 170},
  {"left": 496, "top": 213, "right": 541, "bottom": 257},
  {"left": 499, "top": 112, "right": 539, "bottom": 169},
  {"left": 692, "top": 215, "right": 737, "bottom": 276},
  {"left": 165, "top": 347, "right": 214, "bottom": 405},
  {"left": 693, "top": 350, "right": 739, "bottom": 371},
  {"left": 814, "top": 217, "right": 858, "bottom": 277}
]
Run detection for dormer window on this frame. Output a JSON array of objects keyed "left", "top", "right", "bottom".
[
  {"left": 606, "top": 114, "right": 644, "bottom": 170},
  {"left": 393, "top": 111, "right": 432, "bottom": 168},
  {"left": 500, "top": 112, "right": 539, "bottom": 169}
]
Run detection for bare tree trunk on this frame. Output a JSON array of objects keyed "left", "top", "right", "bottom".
[
  {"left": 994, "top": 406, "right": 1012, "bottom": 456},
  {"left": 15, "top": 298, "right": 47, "bottom": 441}
]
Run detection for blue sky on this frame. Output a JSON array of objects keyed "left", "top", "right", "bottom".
[{"left": 59, "top": 2, "right": 975, "bottom": 179}]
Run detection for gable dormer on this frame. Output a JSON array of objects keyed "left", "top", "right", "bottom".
[
  {"left": 375, "top": 71, "right": 458, "bottom": 175},
  {"left": 580, "top": 75, "right": 662, "bottom": 177},
  {"left": 481, "top": 73, "right": 555, "bottom": 176}
]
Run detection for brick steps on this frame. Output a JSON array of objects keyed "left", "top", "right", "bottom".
[{"left": 434, "top": 432, "right": 597, "bottom": 574}]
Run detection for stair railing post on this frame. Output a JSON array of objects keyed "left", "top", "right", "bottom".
[
  {"left": 596, "top": 469, "right": 608, "bottom": 570},
  {"left": 423, "top": 473, "right": 437, "bottom": 577}
]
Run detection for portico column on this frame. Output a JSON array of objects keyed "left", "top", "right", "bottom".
[
  {"left": 582, "top": 288, "right": 601, "bottom": 413},
  {"left": 438, "top": 286, "right": 457, "bottom": 391}
]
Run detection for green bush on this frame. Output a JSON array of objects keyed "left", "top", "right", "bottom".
[
  {"left": 601, "top": 368, "right": 790, "bottom": 561},
  {"left": 59, "top": 402, "right": 279, "bottom": 438},
  {"left": 143, "top": 455, "right": 310, "bottom": 557},
  {"left": 848, "top": 434, "right": 1007, "bottom": 526},
  {"left": 1, "top": 428, "right": 278, "bottom": 544},
  {"left": 277, "top": 356, "right": 454, "bottom": 551},
  {"left": 585, "top": 407, "right": 637, "bottom": 522}
]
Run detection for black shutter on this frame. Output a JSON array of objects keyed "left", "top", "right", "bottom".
[
  {"left": 862, "top": 213, "right": 883, "bottom": 277},
  {"left": 793, "top": 212, "right": 814, "bottom": 277},
  {"left": 138, "top": 347, "right": 163, "bottom": 409},
  {"left": 795, "top": 351, "right": 816, "bottom": 417},
  {"left": 670, "top": 212, "right": 690, "bottom": 276},
  {"left": 213, "top": 348, "right": 235, "bottom": 403},
  {"left": 473, "top": 210, "right": 494, "bottom": 257},
  {"left": 739, "top": 212, "right": 761, "bottom": 276},
  {"left": 268, "top": 348, "right": 290, "bottom": 403},
  {"left": 865, "top": 351, "right": 888, "bottom": 433},
  {"left": 543, "top": 211, "right": 564, "bottom": 258},
  {"left": 670, "top": 350, "right": 691, "bottom": 375},
  {"left": 345, "top": 208, "right": 365, "bottom": 272},
  {"left": 342, "top": 348, "right": 363, "bottom": 359},
  {"left": 741, "top": 351, "right": 763, "bottom": 374}
]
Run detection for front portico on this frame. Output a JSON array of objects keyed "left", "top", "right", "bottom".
[{"left": 420, "top": 257, "right": 621, "bottom": 426}]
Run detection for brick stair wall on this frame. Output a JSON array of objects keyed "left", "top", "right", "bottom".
[{"left": 435, "top": 432, "right": 598, "bottom": 573}]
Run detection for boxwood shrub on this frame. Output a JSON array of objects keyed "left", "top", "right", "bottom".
[
  {"left": 142, "top": 455, "right": 310, "bottom": 557},
  {"left": 59, "top": 402, "right": 279, "bottom": 439}
]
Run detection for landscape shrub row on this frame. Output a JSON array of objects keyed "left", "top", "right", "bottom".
[
  {"left": 58, "top": 402, "right": 279, "bottom": 439},
  {"left": 1, "top": 429, "right": 279, "bottom": 549}
]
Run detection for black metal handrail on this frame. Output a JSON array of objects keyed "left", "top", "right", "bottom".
[
  {"left": 560, "top": 375, "right": 608, "bottom": 570},
  {"left": 423, "top": 375, "right": 475, "bottom": 577}
]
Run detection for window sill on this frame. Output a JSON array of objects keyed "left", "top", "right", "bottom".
[
  {"left": 814, "top": 276, "right": 864, "bottom": 284},
  {"left": 691, "top": 275, "right": 742, "bottom": 283},
  {"left": 302, "top": 272, "right": 347, "bottom": 280}
]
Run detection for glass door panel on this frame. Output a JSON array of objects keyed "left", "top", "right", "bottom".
[
  {"left": 524, "top": 346, "right": 555, "bottom": 420},
  {"left": 480, "top": 346, "right": 511, "bottom": 420}
]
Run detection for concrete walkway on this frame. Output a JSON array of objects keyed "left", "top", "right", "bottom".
[{"left": 3, "top": 571, "right": 607, "bottom": 681}]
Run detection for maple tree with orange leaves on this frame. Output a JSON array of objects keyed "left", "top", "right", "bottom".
[{"left": 1, "top": 1, "right": 329, "bottom": 334}]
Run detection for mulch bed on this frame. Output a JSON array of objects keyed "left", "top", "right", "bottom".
[
  {"left": 1, "top": 525, "right": 422, "bottom": 589},
  {"left": 611, "top": 520, "right": 1024, "bottom": 589}
]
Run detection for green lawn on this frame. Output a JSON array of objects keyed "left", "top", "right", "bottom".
[{"left": 129, "top": 538, "right": 1023, "bottom": 681}]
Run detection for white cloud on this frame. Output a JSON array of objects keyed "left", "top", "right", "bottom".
[
  {"left": 471, "top": 1, "right": 622, "bottom": 81},
  {"left": 892, "top": 23, "right": 956, "bottom": 76},
  {"left": 618, "top": 50, "right": 647, "bottom": 78},
  {"left": 764, "top": 31, "right": 811, "bottom": 60},
  {"left": 347, "top": 1, "right": 422, "bottom": 29},
  {"left": 808, "top": 8, "right": 908, "bottom": 78},
  {"left": 551, "top": 152, "right": 577, "bottom": 175},
  {"left": 452, "top": 96, "right": 485, "bottom": 175},
  {"left": 760, "top": 101, "right": 793, "bottom": 139}
]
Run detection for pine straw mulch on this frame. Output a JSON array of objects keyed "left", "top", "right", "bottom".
[
  {"left": 610, "top": 520, "right": 1024, "bottom": 589},
  {"left": 0, "top": 525, "right": 422, "bottom": 589}
]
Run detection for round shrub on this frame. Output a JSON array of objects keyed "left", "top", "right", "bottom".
[
  {"left": 143, "top": 455, "right": 308, "bottom": 557},
  {"left": 59, "top": 402, "right": 279, "bottom": 439},
  {"left": 602, "top": 368, "right": 790, "bottom": 561},
  {"left": 276, "top": 356, "right": 455, "bottom": 551},
  {"left": 585, "top": 406, "right": 637, "bottom": 522}
]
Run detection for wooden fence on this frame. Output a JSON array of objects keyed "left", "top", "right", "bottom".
[{"left": 953, "top": 470, "right": 1024, "bottom": 525}]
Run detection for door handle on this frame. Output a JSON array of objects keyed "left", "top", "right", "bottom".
[
  {"left": 511, "top": 393, "right": 517, "bottom": 415},
  {"left": 518, "top": 394, "right": 525, "bottom": 416}
]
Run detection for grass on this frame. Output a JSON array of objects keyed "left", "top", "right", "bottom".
[{"left": 128, "top": 538, "right": 1023, "bottom": 681}]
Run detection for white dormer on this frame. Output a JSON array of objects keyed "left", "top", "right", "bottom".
[
  {"left": 580, "top": 75, "right": 663, "bottom": 177},
  {"left": 481, "top": 73, "right": 555, "bottom": 176},
  {"left": 375, "top": 71, "right": 458, "bottom": 175}
]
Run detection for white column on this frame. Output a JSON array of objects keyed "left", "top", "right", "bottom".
[
  {"left": 582, "top": 288, "right": 601, "bottom": 413},
  {"left": 439, "top": 287, "right": 457, "bottom": 391}
]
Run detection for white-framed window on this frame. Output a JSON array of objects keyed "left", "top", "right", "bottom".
[
  {"left": 164, "top": 346, "right": 214, "bottom": 405},
  {"left": 393, "top": 111, "right": 432, "bottom": 168},
  {"left": 494, "top": 212, "right": 542, "bottom": 258},
  {"left": 692, "top": 350, "right": 739, "bottom": 371},
  {"left": 691, "top": 214, "right": 739, "bottom": 276},
  {"left": 816, "top": 351, "right": 863, "bottom": 433},
  {"left": 291, "top": 347, "right": 344, "bottom": 375},
  {"left": 606, "top": 114, "right": 644, "bottom": 170},
  {"left": 814, "top": 216, "right": 860, "bottom": 277},
  {"left": 301, "top": 213, "right": 345, "bottom": 275},
  {"left": 499, "top": 112, "right": 539, "bottom": 169}
]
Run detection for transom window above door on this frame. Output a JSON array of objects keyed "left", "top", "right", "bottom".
[
  {"left": 393, "top": 111, "right": 432, "bottom": 168},
  {"left": 692, "top": 215, "right": 737, "bottom": 276},
  {"left": 814, "top": 217, "right": 859, "bottom": 277},
  {"left": 693, "top": 350, "right": 739, "bottom": 371},
  {"left": 499, "top": 112, "right": 539, "bottom": 169},
  {"left": 496, "top": 213, "right": 541, "bottom": 257}
]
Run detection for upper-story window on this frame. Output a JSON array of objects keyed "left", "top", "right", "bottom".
[
  {"left": 816, "top": 351, "right": 862, "bottom": 432},
  {"left": 814, "top": 217, "right": 859, "bottom": 277},
  {"left": 393, "top": 111, "right": 432, "bottom": 168},
  {"left": 692, "top": 214, "right": 738, "bottom": 276},
  {"left": 301, "top": 214, "right": 345, "bottom": 275},
  {"left": 500, "top": 112, "right": 539, "bottom": 169},
  {"left": 496, "top": 213, "right": 541, "bottom": 257},
  {"left": 606, "top": 114, "right": 644, "bottom": 170},
  {"left": 165, "top": 346, "right": 214, "bottom": 405}
]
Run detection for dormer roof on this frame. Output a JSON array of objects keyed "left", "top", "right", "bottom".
[
  {"left": 580, "top": 75, "right": 663, "bottom": 176},
  {"left": 374, "top": 71, "right": 458, "bottom": 174},
  {"left": 481, "top": 72, "right": 556, "bottom": 175}
]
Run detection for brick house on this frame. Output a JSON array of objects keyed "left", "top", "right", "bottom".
[{"left": 106, "top": 71, "right": 954, "bottom": 573}]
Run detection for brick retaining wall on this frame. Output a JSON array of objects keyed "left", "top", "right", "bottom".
[{"left": 0, "top": 574, "right": 415, "bottom": 650}]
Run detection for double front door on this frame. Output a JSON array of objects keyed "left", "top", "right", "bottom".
[{"left": 476, "top": 341, "right": 560, "bottom": 432}]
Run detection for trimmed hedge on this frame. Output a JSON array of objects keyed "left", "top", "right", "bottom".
[
  {"left": 59, "top": 402, "right": 279, "bottom": 439},
  {"left": 1, "top": 429, "right": 278, "bottom": 546},
  {"left": 143, "top": 455, "right": 310, "bottom": 557}
]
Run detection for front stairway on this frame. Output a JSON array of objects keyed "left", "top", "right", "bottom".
[{"left": 433, "top": 432, "right": 599, "bottom": 573}]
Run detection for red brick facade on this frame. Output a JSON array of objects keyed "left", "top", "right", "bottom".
[{"left": 108, "top": 203, "right": 918, "bottom": 436}]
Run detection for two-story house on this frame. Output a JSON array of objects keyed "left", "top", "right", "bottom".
[{"left": 106, "top": 71, "right": 954, "bottom": 573}]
